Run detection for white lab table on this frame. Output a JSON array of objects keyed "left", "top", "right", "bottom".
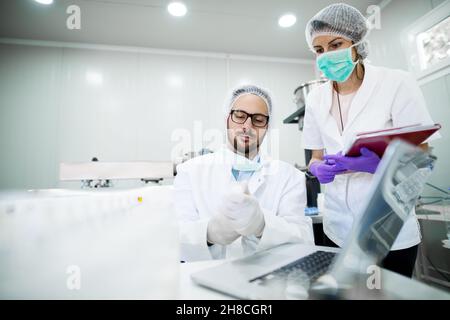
[
  {"left": 417, "top": 204, "right": 450, "bottom": 249},
  {"left": 417, "top": 204, "right": 449, "bottom": 221}
]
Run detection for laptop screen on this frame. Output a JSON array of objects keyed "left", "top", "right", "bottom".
[{"left": 329, "top": 140, "right": 436, "bottom": 280}]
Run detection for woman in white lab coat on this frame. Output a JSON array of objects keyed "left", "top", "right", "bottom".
[{"left": 302, "top": 4, "right": 440, "bottom": 277}]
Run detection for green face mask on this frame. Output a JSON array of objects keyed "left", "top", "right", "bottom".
[{"left": 316, "top": 46, "right": 358, "bottom": 83}]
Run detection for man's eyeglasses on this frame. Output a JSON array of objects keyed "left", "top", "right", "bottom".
[{"left": 229, "top": 110, "right": 269, "bottom": 128}]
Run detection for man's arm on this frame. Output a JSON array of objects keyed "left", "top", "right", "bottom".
[
  {"left": 173, "top": 164, "right": 218, "bottom": 261},
  {"left": 257, "top": 168, "right": 314, "bottom": 251},
  {"left": 174, "top": 163, "right": 238, "bottom": 261}
]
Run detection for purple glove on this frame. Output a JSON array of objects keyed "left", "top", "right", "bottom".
[
  {"left": 309, "top": 161, "right": 347, "bottom": 184},
  {"left": 323, "top": 148, "right": 380, "bottom": 174}
]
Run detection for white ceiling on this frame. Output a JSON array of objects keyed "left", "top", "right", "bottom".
[{"left": 0, "top": 0, "right": 383, "bottom": 59}]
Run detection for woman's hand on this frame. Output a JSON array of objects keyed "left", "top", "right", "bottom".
[
  {"left": 309, "top": 160, "right": 347, "bottom": 184},
  {"left": 323, "top": 147, "right": 380, "bottom": 174}
]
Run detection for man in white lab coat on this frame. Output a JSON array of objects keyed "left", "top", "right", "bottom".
[{"left": 174, "top": 84, "right": 314, "bottom": 261}]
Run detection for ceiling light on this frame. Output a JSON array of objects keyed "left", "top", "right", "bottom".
[
  {"left": 278, "top": 14, "right": 297, "bottom": 28},
  {"left": 86, "top": 71, "right": 103, "bottom": 86},
  {"left": 34, "top": 0, "right": 54, "bottom": 5},
  {"left": 168, "top": 2, "right": 187, "bottom": 17},
  {"left": 166, "top": 74, "right": 183, "bottom": 88}
]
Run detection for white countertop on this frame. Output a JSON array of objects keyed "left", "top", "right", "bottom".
[{"left": 417, "top": 204, "right": 450, "bottom": 221}]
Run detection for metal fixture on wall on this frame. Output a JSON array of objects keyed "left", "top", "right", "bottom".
[{"left": 283, "top": 79, "right": 327, "bottom": 130}]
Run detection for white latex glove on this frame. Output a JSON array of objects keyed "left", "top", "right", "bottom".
[
  {"left": 220, "top": 181, "right": 265, "bottom": 237},
  {"left": 207, "top": 211, "right": 240, "bottom": 246}
]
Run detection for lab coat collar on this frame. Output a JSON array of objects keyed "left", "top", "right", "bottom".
[
  {"left": 219, "top": 146, "right": 272, "bottom": 194},
  {"left": 315, "top": 63, "right": 379, "bottom": 136},
  {"left": 316, "top": 81, "right": 334, "bottom": 128},
  {"left": 345, "top": 63, "right": 379, "bottom": 130},
  {"left": 221, "top": 145, "right": 271, "bottom": 168}
]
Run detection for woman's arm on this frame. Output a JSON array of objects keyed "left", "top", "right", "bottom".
[
  {"left": 308, "top": 149, "right": 325, "bottom": 169},
  {"left": 419, "top": 143, "right": 429, "bottom": 152}
]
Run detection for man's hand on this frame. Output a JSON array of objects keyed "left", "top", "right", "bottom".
[
  {"left": 207, "top": 212, "right": 240, "bottom": 246},
  {"left": 220, "top": 182, "right": 265, "bottom": 237}
]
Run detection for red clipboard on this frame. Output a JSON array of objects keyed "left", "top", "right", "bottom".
[{"left": 343, "top": 123, "right": 441, "bottom": 157}]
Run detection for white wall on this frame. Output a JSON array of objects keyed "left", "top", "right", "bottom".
[
  {"left": 0, "top": 41, "right": 315, "bottom": 190},
  {"left": 367, "top": 0, "right": 449, "bottom": 196}
]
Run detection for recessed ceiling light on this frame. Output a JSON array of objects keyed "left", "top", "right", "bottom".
[
  {"left": 278, "top": 14, "right": 297, "bottom": 28},
  {"left": 168, "top": 2, "right": 187, "bottom": 17},
  {"left": 166, "top": 74, "right": 183, "bottom": 88},
  {"left": 86, "top": 71, "right": 103, "bottom": 86},
  {"left": 34, "top": 0, "right": 54, "bottom": 5}
]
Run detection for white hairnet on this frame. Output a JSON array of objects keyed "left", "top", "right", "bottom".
[
  {"left": 224, "top": 84, "right": 273, "bottom": 118},
  {"left": 305, "top": 3, "right": 370, "bottom": 59}
]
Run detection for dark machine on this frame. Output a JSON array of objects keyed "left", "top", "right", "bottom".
[
  {"left": 284, "top": 79, "right": 328, "bottom": 244},
  {"left": 284, "top": 79, "right": 327, "bottom": 208}
]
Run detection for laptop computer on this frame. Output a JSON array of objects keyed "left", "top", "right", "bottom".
[{"left": 191, "top": 140, "right": 436, "bottom": 299}]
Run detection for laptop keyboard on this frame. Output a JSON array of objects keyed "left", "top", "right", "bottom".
[{"left": 250, "top": 250, "right": 336, "bottom": 284}]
